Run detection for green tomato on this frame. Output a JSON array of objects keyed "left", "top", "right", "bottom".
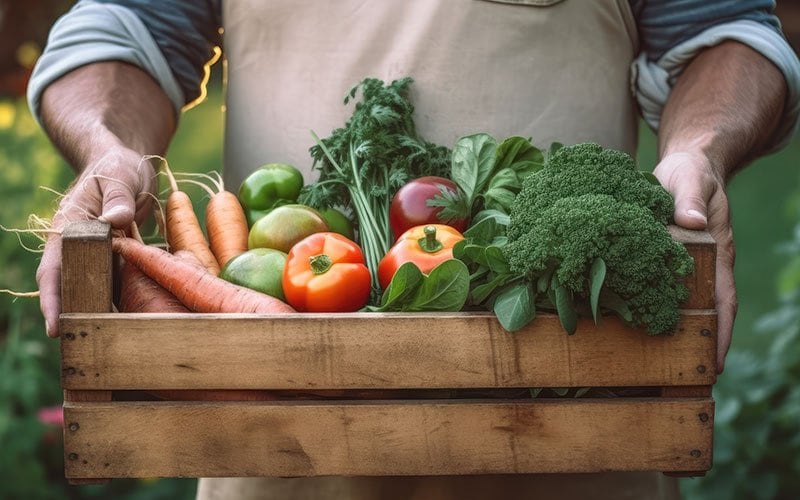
[
  {"left": 219, "top": 248, "right": 287, "bottom": 300},
  {"left": 238, "top": 163, "right": 304, "bottom": 213},
  {"left": 320, "top": 207, "right": 355, "bottom": 241},
  {"left": 248, "top": 204, "right": 329, "bottom": 253}
]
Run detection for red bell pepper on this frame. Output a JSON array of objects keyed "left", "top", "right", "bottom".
[{"left": 377, "top": 224, "right": 465, "bottom": 289}]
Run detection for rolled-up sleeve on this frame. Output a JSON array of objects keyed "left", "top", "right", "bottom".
[
  {"left": 27, "top": 0, "right": 221, "bottom": 122},
  {"left": 631, "top": 0, "right": 800, "bottom": 152}
]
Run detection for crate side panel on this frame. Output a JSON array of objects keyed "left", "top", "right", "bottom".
[
  {"left": 668, "top": 226, "right": 715, "bottom": 310},
  {"left": 63, "top": 398, "right": 713, "bottom": 478},
  {"left": 61, "top": 311, "right": 716, "bottom": 390}
]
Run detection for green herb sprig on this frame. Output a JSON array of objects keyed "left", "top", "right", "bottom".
[{"left": 299, "top": 77, "right": 450, "bottom": 293}]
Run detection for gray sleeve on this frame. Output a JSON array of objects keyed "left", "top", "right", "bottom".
[
  {"left": 27, "top": 0, "right": 221, "bottom": 123},
  {"left": 633, "top": 20, "right": 800, "bottom": 153}
]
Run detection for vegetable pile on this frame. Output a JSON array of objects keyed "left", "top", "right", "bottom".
[
  {"left": 108, "top": 76, "right": 693, "bottom": 338},
  {"left": 299, "top": 77, "right": 451, "bottom": 290}
]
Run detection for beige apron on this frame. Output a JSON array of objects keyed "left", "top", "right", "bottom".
[
  {"left": 201, "top": 0, "right": 678, "bottom": 498},
  {"left": 221, "top": 0, "right": 639, "bottom": 189}
]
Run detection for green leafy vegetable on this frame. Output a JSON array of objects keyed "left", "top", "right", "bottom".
[
  {"left": 493, "top": 283, "right": 536, "bottom": 332},
  {"left": 503, "top": 143, "right": 693, "bottom": 335},
  {"left": 589, "top": 257, "right": 606, "bottom": 323},
  {"left": 428, "top": 134, "right": 544, "bottom": 223},
  {"left": 368, "top": 260, "right": 470, "bottom": 312},
  {"left": 299, "top": 77, "right": 450, "bottom": 292}
]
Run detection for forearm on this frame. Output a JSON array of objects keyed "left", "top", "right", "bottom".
[
  {"left": 40, "top": 61, "right": 176, "bottom": 171},
  {"left": 658, "top": 40, "right": 787, "bottom": 180}
]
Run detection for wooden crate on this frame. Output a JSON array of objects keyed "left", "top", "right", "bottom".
[{"left": 59, "top": 221, "right": 716, "bottom": 483}]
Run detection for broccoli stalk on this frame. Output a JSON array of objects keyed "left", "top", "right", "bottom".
[{"left": 503, "top": 143, "right": 694, "bottom": 335}]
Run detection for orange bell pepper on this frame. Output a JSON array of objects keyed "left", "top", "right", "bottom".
[
  {"left": 377, "top": 224, "right": 465, "bottom": 289},
  {"left": 282, "top": 232, "right": 371, "bottom": 312}
]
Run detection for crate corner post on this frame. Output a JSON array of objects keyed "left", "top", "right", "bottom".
[{"left": 60, "top": 220, "right": 113, "bottom": 485}]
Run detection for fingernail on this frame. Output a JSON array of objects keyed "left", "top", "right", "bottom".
[
  {"left": 99, "top": 206, "right": 127, "bottom": 223},
  {"left": 686, "top": 209, "right": 707, "bottom": 224}
]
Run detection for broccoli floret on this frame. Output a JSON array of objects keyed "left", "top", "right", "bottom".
[
  {"left": 503, "top": 143, "right": 694, "bottom": 335},
  {"left": 507, "top": 143, "right": 673, "bottom": 241}
]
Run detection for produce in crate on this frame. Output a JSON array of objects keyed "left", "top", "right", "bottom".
[
  {"left": 282, "top": 232, "right": 371, "bottom": 312},
  {"left": 238, "top": 163, "right": 304, "bottom": 227},
  {"left": 299, "top": 77, "right": 451, "bottom": 290},
  {"left": 118, "top": 259, "right": 189, "bottom": 313},
  {"left": 181, "top": 171, "right": 249, "bottom": 268},
  {"left": 378, "top": 224, "right": 464, "bottom": 289},
  {"left": 219, "top": 248, "right": 288, "bottom": 301},
  {"left": 161, "top": 163, "right": 221, "bottom": 275},
  {"left": 427, "top": 134, "right": 545, "bottom": 223},
  {"left": 247, "top": 204, "right": 328, "bottom": 253},
  {"left": 389, "top": 176, "right": 467, "bottom": 237},
  {"left": 318, "top": 207, "right": 355, "bottom": 240},
  {"left": 113, "top": 237, "right": 295, "bottom": 313},
  {"left": 454, "top": 142, "right": 693, "bottom": 335}
]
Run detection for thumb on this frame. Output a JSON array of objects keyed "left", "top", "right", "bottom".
[
  {"left": 97, "top": 181, "right": 137, "bottom": 228},
  {"left": 668, "top": 178, "right": 711, "bottom": 231},
  {"left": 654, "top": 152, "right": 715, "bottom": 231}
]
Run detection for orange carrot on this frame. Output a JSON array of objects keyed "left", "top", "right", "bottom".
[
  {"left": 118, "top": 222, "right": 190, "bottom": 313},
  {"left": 162, "top": 163, "right": 220, "bottom": 275},
  {"left": 112, "top": 237, "right": 295, "bottom": 313},
  {"left": 180, "top": 171, "right": 248, "bottom": 268},
  {"left": 119, "top": 260, "right": 190, "bottom": 313}
]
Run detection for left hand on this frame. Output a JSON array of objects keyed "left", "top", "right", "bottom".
[{"left": 653, "top": 151, "right": 737, "bottom": 374}]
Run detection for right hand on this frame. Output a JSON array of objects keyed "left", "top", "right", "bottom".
[{"left": 37, "top": 147, "right": 158, "bottom": 337}]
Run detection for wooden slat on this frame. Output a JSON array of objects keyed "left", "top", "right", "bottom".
[
  {"left": 63, "top": 398, "right": 713, "bottom": 478},
  {"left": 61, "top": 310, "right": 716, "bottom": 390},
  {"left": 669, "top": 226, "right": 715, "bottom": 309},
  {"left": 60, "top": 221, "right": 113, "bottom": 402}
]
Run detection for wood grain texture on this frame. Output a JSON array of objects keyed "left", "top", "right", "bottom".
[
  {"left": 61, "top": 310, "right": 716, "bottom": 390},
  {"left": 60, "top": 221, "right": 113, "bottom": 403},
  {"left": 64, "top": 398, "right": 713, "bottom": 478},
  {"left": 669, "top": 226, "right": 715, "bottom": 309}
]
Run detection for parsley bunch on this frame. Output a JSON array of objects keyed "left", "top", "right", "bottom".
[{"left": 300, "top": 77, "right": 450, "bottom": 292}]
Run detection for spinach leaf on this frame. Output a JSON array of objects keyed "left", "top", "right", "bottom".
[
  {"left": 493, "top": 283, "right": 536, "bottom": 332},
  {"left": 552, "top": 275, "right": 577, "bottom": 335},
  {"left": 371, "top": 260, "right": 470, "bottom": 312},
  {"left": 451, "top": 133, "right": 498, "bottom": 208},
  {"left": 589, "top": 257, "right": 606, "bottom": 324},
  {"left": 378, "top": 262, "right": 424, "bottom": 310},
  {"left": 495, "top": 136, "right": 545, "bottom": 173},
  {"left": 471, "top": 273, "right": 517, "bottom": 305},
  {"left": 407, "top": 260, "right": 470, "bottom": 311}
]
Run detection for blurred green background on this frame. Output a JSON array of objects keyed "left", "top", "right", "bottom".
[{"left": 2, "top": 2, "right": 800, "bottom": 499}]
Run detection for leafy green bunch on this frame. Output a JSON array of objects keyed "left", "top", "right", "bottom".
[
  {"left": 502, "top": 143, "right": 693, "bottom": 335},
  {"left": 299, "top": 77, "right": 450, "bottom": 290}
]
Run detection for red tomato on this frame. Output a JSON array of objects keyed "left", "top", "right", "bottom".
[
  {"left": 389, "top": 176, "right": 468, "bottom": 238},
  {"left": 378, "top": 224, "right": 465, "bottom": 289},
  {"left": 282, "top": 232, "right": 371, "bottom": 312}
]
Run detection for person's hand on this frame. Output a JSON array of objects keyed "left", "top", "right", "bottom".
[
  {"left": 37, "top": 147, "right": 158, "bottom": 337},
  {"left": 653, "top": 151, "right": 736, "bottom": 374}
]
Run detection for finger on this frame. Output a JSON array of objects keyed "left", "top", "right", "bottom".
[
  {"left": 653, "top": 153, "right": 714, "bottom": 230},
  {"left": 711, "top": 215, "right": 737, "bottom": 374},
  {"left": 36, "top": 235, "right": 63, "bottom": 338},
  {"left": 97, "top": 177, "right": 138, "bottom": 228}
]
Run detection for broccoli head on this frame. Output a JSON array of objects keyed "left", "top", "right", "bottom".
[
  {"left": 503, "top": 144, "right": 694, "bottom": 335},
  {"left": 507, "top": 143, "right": 674, "bottom": 241}
]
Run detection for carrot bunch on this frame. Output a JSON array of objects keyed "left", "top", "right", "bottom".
[
  {"left": 177, "top": 171, "right": 248, "bottom": 268},
  {"left": 115, "top": 236, "right": 294, "bottom": 314},
  {"left": 116, "top": 163, "right": 290, "bottom": 315}
]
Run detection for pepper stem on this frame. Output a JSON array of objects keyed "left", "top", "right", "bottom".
[
  {"left": 417, "top": 225, "right": 444, "bottom": 253},
  {"left": 310, "top": 254, "right": 333, "bottom": 275}
]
